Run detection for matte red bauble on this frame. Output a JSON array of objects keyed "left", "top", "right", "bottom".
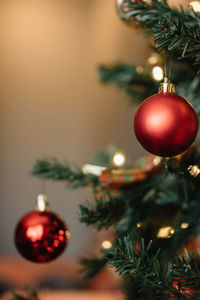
[
  {"left": 15, "top": 195, "right": 70, "bottom": 263},
  {"left": 134, "top": 78, "right": 198, "bottom": 157}
]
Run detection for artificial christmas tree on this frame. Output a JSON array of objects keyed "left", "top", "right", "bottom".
[{"left": 13, "top": 0, "right": 200, "bottom": 299}]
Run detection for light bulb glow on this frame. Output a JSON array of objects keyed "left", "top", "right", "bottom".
[
  {"left": 181, "top": 222, "right": 189, "bottom": 229},
  {"left": 101, "top": 240, "right": 112, "bottom": 249},
  {"left": 190, "top": 1, "right": 200, "bottom": 12},
  {"left": 157, "top": 226, "right": 174, "bottom": 239},
  {"left": 152, "top": 66, "right": 164, "bottom": 81},
  {"left": 113, "top": 152, "right": 126, "bottom": 167},
  {"left": 137, "top": 222, "right": 142, "bottom": 228}
]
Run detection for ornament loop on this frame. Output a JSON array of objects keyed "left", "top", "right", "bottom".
[
  {"left": 36, "top": 194, "right": 49, "bottom": 211},
  {"left": 159, "top": 77, "right": 175, "bottom": 94}
]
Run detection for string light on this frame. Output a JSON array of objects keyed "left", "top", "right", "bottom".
[
  {"left": 113, "top": 152, "right": 126, "bottom": 167},
  {"left": 157, "top": 226, "right": 174, "bottom": 239},
  {"left": 101, "top": 240, "right": 112, "bottom": 249},
  {"left": 152, "top": 66, "right": 164, "bottom": 81},
  {"left": 153, "top": 156, "right": 161, "bottom": 166},
  {"left": 181, "top": 222, "right": 189, "bottom": 229},
  {"left": 188, "top": 165, "right": 200, "bottom": 177},
  {"left": 137, "top": 222, "right": 142, "bottom": 228},
  {"left": 190, "top": 1, "right": 200, "bottom": 12},
  {"left": 136, "top": 66, "right": 144, "bottom": 74},
  {"left": 148, "top": 54, "right": 159, "bottom": 65}
]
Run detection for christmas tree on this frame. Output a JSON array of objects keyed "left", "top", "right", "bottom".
[{"left": 13, "top": 0, "right": 200, "bottom": 299}]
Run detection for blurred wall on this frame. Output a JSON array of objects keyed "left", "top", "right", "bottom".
[{"left": 0, "top": 0, "right": 150, "bottom": 258}]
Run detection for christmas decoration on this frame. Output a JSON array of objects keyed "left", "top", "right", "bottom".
[
  {"left": 170, "top": 279, "right": 194, "bottom": 299},
  {"left": 99, "top": 154, "right": 160, "bottom": 187},
  {"left": 134, "top": 77, "right": 198, "bottom": 157},
  {"left": 15, "top": 194, "right": 70, "bottom": 263}
]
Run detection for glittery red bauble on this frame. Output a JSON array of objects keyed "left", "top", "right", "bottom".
[
  {"left": 134, "top": 91, "right": 198, "bottom": 157},
  {"left": 15, "top": 210, "right": 70, "bottom": 263},
  {"left": 170, "top": 279, "right": 194, "bottom": 298}
]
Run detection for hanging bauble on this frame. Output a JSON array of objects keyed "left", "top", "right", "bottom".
[
  {"left": 169, "top": 279, "right": 194, "bottom": 298},
  {"left": 15, "top": 194, "right": 70, "bottom": 263},
  {"left": 134, "top": 78, "right": 198, "bottom": 157},
  {"left": 115, "top": 0, "right": 144, "bottom": 29}
]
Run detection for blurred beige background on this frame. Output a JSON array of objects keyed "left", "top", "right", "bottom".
[{"left": 0, "top": 0, "right": 157, "bottom": 259}]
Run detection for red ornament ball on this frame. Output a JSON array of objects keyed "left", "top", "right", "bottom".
[
  {"left": 134, "top": 91, "right": 198, "bottom": 157},
  {"left": 15, "top": 210, "right": 70, "bottom": 263}
]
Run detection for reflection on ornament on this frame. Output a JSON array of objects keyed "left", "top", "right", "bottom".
[
  {"left": 181, "top": 222, "right": 189, "bottom": 229},
  {"left": 26, "top": 225, "right": 44, "bottom": 242},
  {"left": 190, "top": 1, "right": 200, "bottom": 12},
  {"left": 157, "top": 226, "right": 174, "bottom": 238},
  {"left": 113, "top": 152, "right": 126, "bottom": 167},
  {"left": 152, "top": 66, "right": 164, "bottom": 81},
  {"left": 101, "top": 240, "right": 112, "bottom": 249}
]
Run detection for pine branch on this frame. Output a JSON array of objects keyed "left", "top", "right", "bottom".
[
  {"left": 107, "top": 237, "right": 200, "bottom": 299},
  {"left": 79, "top": 195, "right": 125, "bottom": 229},
  {"left": 32, "top": 158, "right": 99, "bottom": 188},
  {"left": 118, "top": 0, "right": 200, "bottom": 65},
  {"left": 98, "top": 64, "right": 158, "bottom": 102},
  {"left": 98, "top": 62, "right": 200, "bottom": 119}
]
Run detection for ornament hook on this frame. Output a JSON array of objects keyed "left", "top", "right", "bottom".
[
  {"left": 36, "top": 194, "right": 49, "bottom": 211},
  {"left": 159, "top": 77, "right": 175, "bottom": 93}
]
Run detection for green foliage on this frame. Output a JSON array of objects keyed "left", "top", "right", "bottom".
[
  {"left": 79, "top": 195, "right": 125, "bottom": 229},
  {"left": 32, "top": 158, "right": 99, "bottom": 188},
  {"left": 107, "top": 237, "right": 200, "bottom": 299},
  {"left": 119, "top": 0, "right": 200, "bottom": 66},
  {"left": 98, "top": 64, "right": 158, "bottom": 102},
  {"left": 30, "top": 1, "right": 200, "bottom": 299}
]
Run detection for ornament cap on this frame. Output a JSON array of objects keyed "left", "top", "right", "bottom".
[
  {"left": 36, "top": 194, "right": 49, "bottom": 211},
  {"left": 159, "top": 77, "right": 175, "bottom": 94}
]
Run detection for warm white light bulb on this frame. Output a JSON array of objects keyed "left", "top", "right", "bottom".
[
  {"left": 113, "top": 152, "right": 126, "bottom": 167},
  {"left": 190, "top": 1, "right": 200, "bottom": 12},
  {"left": 152, "top": 66, "right": 164, "bottom": 81},
  {"left": 181, "top": 222, "right": 189, "bottom": 229},
  {"left": 101, "top": 240, "right": 112, "bottom": 249},
  {"left": 157, "top": 226, "right": 174, "bottom": 239}
]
